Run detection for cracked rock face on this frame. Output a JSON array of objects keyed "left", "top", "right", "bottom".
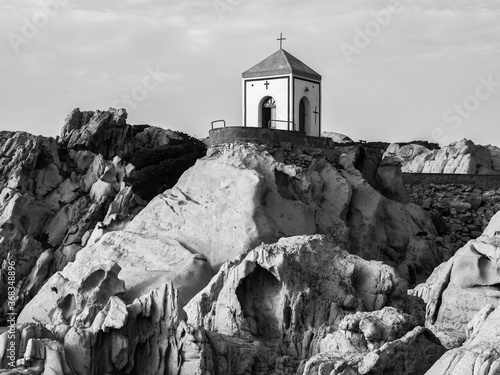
[
  {"left": 185, "top": 235, "right": 409, "bottom": 335},
  {"left": 13, "top": 234, "right": 443, "bottom": 375},
  {"left": 3, "top": 261, "right": 127, "bottom": 374},
  {"left": 0, "top": 109, "right": 202, "bottom": 324},
  {"left": 182, "top": 235, "right": 444, "bottom": 375},
  {"left": 2, "top": 266, "right": 186, "bottom": 374},
  {"left": 60, "top": 108, "right": 129, "bottom": 160}
]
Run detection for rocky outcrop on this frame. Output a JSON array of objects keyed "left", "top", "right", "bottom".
[
  {"left": 11, "top": 110, "right": 493, "bottom": 374},
  {"left": 9, "top": 125, "right": 452, "bottom": 374},
  {"left": 122, "top": 144, "right": 440, "bottom": 284},
  {"left": 413, "top": 211, "right": 500, "bottom": 349},
  {"left": 183, "top": 235, "right": 444, "bottom": 375},
  {"left": 4, "top": 272, "right": 188, "bottom": 374},
  {"left": 0, "top": 322, "right": 74, "bottom": 373},
  {"left": 322, "top": 132, "right": 354, "bottom": 143},
  {"left": 385, "top": 139, "right": 500, "bottom": 174},
  {"left": 301, "top": 325, "right": 444, "bottom": 375},
  {"left": 185, "top": 235, "right": 409, "bottom": 333},
  {"left": 20, "top": 138, "right": 439, "bottom": 317},
  {"left": 0, "top": 109, "right": 206, "bottom": 324},
  {"left": 425, "top": 304, "right": 500, "bottom": 375},
  {"left": 7, "top": 235, "right": 444, "bottom": 375},
  {"left": 60, "top": 108, "right": 129, "bottom": 160}
]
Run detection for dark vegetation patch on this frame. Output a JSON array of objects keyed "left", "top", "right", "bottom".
[
  {"left": 398, "top": 140, "right": 440, "bottom": 150},
  {"left": 123, "top": 132, "right": 206, "bottom": 201}
]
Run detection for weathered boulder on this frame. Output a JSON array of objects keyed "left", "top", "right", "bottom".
[
  {"left": 18, "top": 261, "right": 126, "bottom": 327},
  {"left": 340, "top": 159, "right": 438, "bottom": 284},
  {"left": 126, "top": 145, "right": 340, "bottom": 270},
  {"left": 301, "top": 326, "right": 444, "bottom": 375},
  {"left": 184, "top": 235, "right": 443, "bottom": 374},
  {"left": 60, "top": 108, "right": 129, "bottom": 160},
  {"left": 16, "top": 262, "right": 129, "bottom": 373},
  {"left": 20, "top": 230, "right": 213, "bottom": 322},
  {"left": 185, "top": 236, "right": 409, "bottom": 340},
  {"left": 425, "top": 304, "right": 500, "bottom": 375},
  {"left": 0, "top": 131, "right": 61, "bottom": 195},
  {"left": 0, "top": 323, "right": 74, "bottom": 374},
  {"left": 415, "top": 211, "right": 500, "bottom": 347},
  {"left": 322, "top": 131, "right": 354, "bottom": 143},
  {"left": 318, "top": 307, "right": 420, "bottom": 353},
  {"left": 126, "top": 144, "right": 439, "bottom": 285},
  {"left": 13, "top": 276, "right": 189, "bottom": 374},
  {"left": 384, "top": 143, "right": 432, "bottom": 173},
  {"left": 123, "top": 124, "right": 182, "bottom": 151},
  {"left": 384, "top": 139, "right": 499, "bottom": 174}
]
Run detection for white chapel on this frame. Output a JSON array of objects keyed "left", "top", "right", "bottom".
[{"left": 242, "top": 42, "right": 322, "bottom": 137}]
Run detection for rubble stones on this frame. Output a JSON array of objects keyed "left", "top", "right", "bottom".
[{"left": 405, "top": 182, "right": 500, "bottom": 257}]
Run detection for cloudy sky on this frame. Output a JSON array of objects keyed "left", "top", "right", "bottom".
[{"left": 1, "top": 0, "right": 499, "bottom": 145}]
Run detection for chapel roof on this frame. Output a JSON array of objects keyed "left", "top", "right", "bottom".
[{"left": 242, "top": 49, "right": 321, "bottom": 81}]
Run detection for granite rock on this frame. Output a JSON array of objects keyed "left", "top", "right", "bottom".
[
  {"left": 425, "top": 304, "right": 500, "bottom": 375},
  {"left": 385, "top": 139, "right": 499, "bottom": 174},
  {"left": 415, "top": 211, "right": 500, "bottom": 348}
]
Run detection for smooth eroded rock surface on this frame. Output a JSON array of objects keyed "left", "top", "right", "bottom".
[{"left": 416, "top": 211, "right": 500, "bottom": 348}]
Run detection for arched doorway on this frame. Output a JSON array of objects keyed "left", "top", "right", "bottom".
[
  {"left": 261, "top": 97, "right": 276, "bottom": 128},
  {"left": 299, "top": 97, "right": 310, "bottom": 133}
]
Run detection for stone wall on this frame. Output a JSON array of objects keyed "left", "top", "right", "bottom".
[
  {"left": 403, "top": 173, "right": 500, "bottom": 190},
  {"left": 208, "top": 139, "right": 339, "bottom": 168},
  {"left": 208, "top": 126, "right": 337, "bottom": 149},
  {"left": 208, "top": 128, "right": 387, "bottom": 172},
  {"left": 405, "top": 181, "right": 500, "bottom": 254}
]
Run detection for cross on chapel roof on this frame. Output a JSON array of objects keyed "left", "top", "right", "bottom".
[{"left": 277, "top": 32, "right": 286, "bottom": 49}]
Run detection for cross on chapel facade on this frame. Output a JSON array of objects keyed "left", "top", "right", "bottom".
[{"left": 242, "top": 35, "right": 322, "bottom": 136}]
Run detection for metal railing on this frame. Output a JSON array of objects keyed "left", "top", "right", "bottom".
[
  {"left": 268, "top": 120, "right": 296, "bottom": 131},
  {"left": 210, "top": 119, "right": 300, "bottom": 132},
  {"left": 211, "top": 120, "right": 226, "bottom": 129}
]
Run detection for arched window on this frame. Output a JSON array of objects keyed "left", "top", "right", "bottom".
[
  {"left": 299, "top": 97, "right": 310, "bottom": 133},
  {"left": 263, "top": 97, "right": 276, "bottom": 108}
]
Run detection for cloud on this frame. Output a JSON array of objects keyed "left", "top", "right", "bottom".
[{"left": 0, "top": 0, "right": 498, "bottom": 145}]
